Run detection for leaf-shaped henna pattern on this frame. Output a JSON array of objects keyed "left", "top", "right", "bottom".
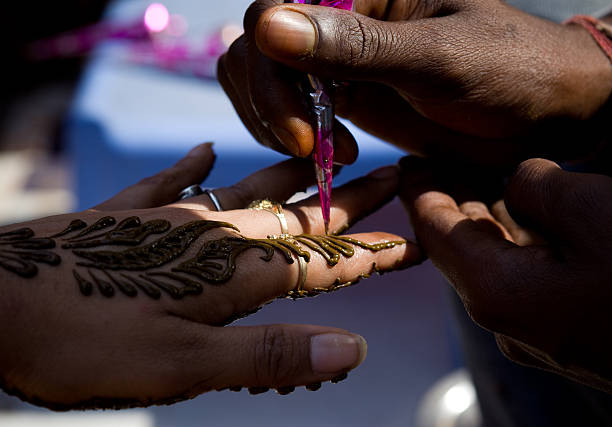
[
  {"left": 0, "top": 228, "right": 59, "bottom": 277},
  {"left": 172, "top": 236, "right": 297, "bottom": 284},
  {"left": 293, "top": 235, "right": 404, "bottom": 266},
  {"left": 69, "top": 217, "right": 117, "bottom": 239},
  {"left": 63, "top": 217, "right": 171, "bottom": 249},
  {"left": 73, "top": 220, "right": 239, "bottom": 271},
  {"left": 50, "top": 219, "right": 87, "bottom": 238}
]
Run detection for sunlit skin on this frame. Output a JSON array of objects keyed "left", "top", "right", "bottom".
[{"left": 0, "top": 144, "right": 422, "bottom": 410}]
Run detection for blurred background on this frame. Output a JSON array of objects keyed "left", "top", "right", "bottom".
[{"left": 2, "top": 0, "right": 609, "bottom": 426}]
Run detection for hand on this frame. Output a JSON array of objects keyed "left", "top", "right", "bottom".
[
  {"left": 398, "top": 156, "right": 612, "bottom": 392},
  {"left": 219, "top": 0, "right": 612, "bottom": 165},
  {"left": 0, "top": 144, "right": 422, "bottom": 410}
]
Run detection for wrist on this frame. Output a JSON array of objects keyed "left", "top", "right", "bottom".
[{"left": 556, "top": 19, "right": 612, "bottom": 121}]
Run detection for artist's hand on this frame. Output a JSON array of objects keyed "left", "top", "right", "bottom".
[
  {"left": 219, "top": 0, "right": 612, "bottom": 165},
  {"left": 399, "top": 156, "right": 612, "bottom": 392},
  {"left": 0, "top": 143, "right": 420, "bottom": 410}
]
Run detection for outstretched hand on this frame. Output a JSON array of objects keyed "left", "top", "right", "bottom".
[
  {"left": 220, "top": 0, "right": 612, "bottom": 165},
  {"left": 399, "top": 156, "right": 612, "bottom": 393},
  {"left": 0, "top": 143, "right": 421, "bottom": 410}
]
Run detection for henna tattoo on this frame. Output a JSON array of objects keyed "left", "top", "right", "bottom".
[
  {"left": 0, "top": 228, "right": 59, "bottom": 277},
  {"left": 62, "top": 217, "right": 170, "bottom": 249},
  {"left": 0, "top": 216, "right": 405, "bottom": 304},
  {"left": 73, "top": 220, "right": 238, "bottom": 271},
  {"left": 50, "top": 219, "right": 87, "bottom": 238}
]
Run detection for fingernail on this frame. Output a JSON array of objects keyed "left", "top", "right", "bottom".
[
  {"left": 270, "top": 125, "right": 301, "bottom": 156},
  {"left": 368, "top": 165, "right": 399, "bottom": 180},
  {"left": 261, "top": 9, "right": 316, "bottom": 58},
  {"left": 310, "top": 333, "right": 367, "bottom": 374},
  {"left": 187, "top": 142, "right": 213, "bottom": 158}
]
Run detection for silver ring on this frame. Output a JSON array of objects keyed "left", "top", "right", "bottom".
[
  {"left": 178, "top": 186, "right": 224, "bottom": 212},
  {"left": 204, "top": 189, "right": 223, "bottom": 212},
  {"left": 178, "top": 185, "right": 204, "bottom": 200}
]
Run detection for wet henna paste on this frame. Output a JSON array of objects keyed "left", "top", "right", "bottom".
[{"left": 0, "top": 217, "right": 405, "bottom": 300}]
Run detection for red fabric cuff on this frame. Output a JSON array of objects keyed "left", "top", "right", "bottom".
[{"left": 564, "top": 15, "right": 612, "bottom": 62}]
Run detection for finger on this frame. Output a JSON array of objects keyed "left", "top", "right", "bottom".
[
  {"left": 174, "top": 157, "right": 320, "bottom": 211},
  {"left": 490, "top": 200, "right": 546, "bottom": 246},
  {"left": 94, "top": 143, "right": 215, "bottom": 211},
  {"left": 244, "top": 2, "right": 360, "bottom": 162},
  {"left": 457, "top": 200, "right": 512, "bottom": 242},
  {"left": 397, "top": 156, "right": 566, "bottom": 331},
  {"left": 254, "top": 3, "right": 450, "bottom": 82},
  {"left": 221, "top": 34, "right": 359, "bottom": 164},
  {"left": 504, "top": 158, "right": 612, "bottom": 242},
  {"left": 286, "top": 164, "right": 400, "bottom": 235},
  {"left": 189, "top": 323, "right": 367, "bottom": 392},
  {"left": 193, "top": 229, "right": 419, "bottom": 324},
  {"left": 219, "top": 42, "right": 290, "bottom": 155}
]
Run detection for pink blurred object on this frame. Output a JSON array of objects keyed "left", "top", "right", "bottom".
[
  {"left": 26, "top": 19, "right": 150, "bottom": 61},
  {"left": 26, "top": 3, "right": 241, "bottom": 79},
  {"left": 128, "top": 23, "right": 242, "bottom": 78},
  {"left": 287, "top": 0, "right": 354, "bottom": 234}
]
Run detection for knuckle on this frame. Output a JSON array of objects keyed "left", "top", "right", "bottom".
[
  {"left": 334, "top": 15, "right": 387, "bottom": 70},
  {"left": 228, "top": 180, "right": 258, "bottom": 208},
  {"left": 254, "top": 326, "right": 302, "bottom": 385}
]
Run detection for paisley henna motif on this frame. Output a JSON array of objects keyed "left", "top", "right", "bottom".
[
  {"left": 0, "top": 228, "right": 59, "bottom": 278},
  {"left": 0, "top": 216, "right": 405, "bottom": 302}
]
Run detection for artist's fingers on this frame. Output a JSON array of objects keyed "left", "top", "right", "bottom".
[
  {"left": 457, "top": 200, "right": 512, "bottom": 242},
  {"left": 94, "top": 143, "right": 215, "bottom": 211},
  {"left": 398, "top": 156, "right": 564, "bottom": 331},
  {"left": 254, "top": 2, "right": 452, "bottom": 82},
  {"left": 285, "top": 165, "right": 400, "bottom": 235},
  {"left": 490, "top": 200, "right": 546, "bottom": 246},
  {"left": 178, "top": 322, "right": 367, "bottom": 394},
  {"left": 219, "top": 40, "right": 290, "bottom": 155},
  {"left": 174, "top": 158, "right": 319, "bottom": 212},
  {"left": 221, "top": 30, "right": 358, "bottom": 163},
  {"left": 504, "top": 158, "right": 612, "bottom": 244}
]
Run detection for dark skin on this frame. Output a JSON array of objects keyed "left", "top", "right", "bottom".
[
  {"left": 220, "top": 0, "right": 612, "bottom": 391},
  {"left": 219, "top": 0, "right": 612, "bottom": 166},
  {"left": 0, "top": 144, "right": 420, "bottom": 410},
  {"left": 398, "top": 156, "right": 612, "bottom": 393}
]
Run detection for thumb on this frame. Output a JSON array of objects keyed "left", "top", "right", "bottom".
[
  {"left": 254, "top": 4, "right": 441, "bottom": 81},
  {"left": 207, "top": 324, "right": 367, "bottom": 393},
  {"left": 504, "top": 158, "right": 612, "bottom": 242}
]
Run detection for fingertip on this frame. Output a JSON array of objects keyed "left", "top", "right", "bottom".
[
  {"left": 270, "top": 119, "right": 314, "bottom": 158},
  {"left": 186, "top": 142, "right": 215, "bottom": 158},
  {"left": 310, "top": 333, "right": 367, "bottom": 374},
  {"left": 255, "top": 6, "right": 317, "bottom": 60}
]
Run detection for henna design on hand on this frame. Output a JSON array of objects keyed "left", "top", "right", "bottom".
[
  {"left": 0, "top": 216, "right": 405, "bottom": 303},
  {"left": 0, "top": 228, "right": 60, "bottom": 277}
]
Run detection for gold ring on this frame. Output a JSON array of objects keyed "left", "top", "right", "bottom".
[
  {"left": 271, "top": 234, "right": 307, "bottom": 299},
  {"left": 294, "top": 255, "right": 308, "bottom": 297},
  {"left": 247, "top": 199, "right": 288, "bottom": 235}
]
